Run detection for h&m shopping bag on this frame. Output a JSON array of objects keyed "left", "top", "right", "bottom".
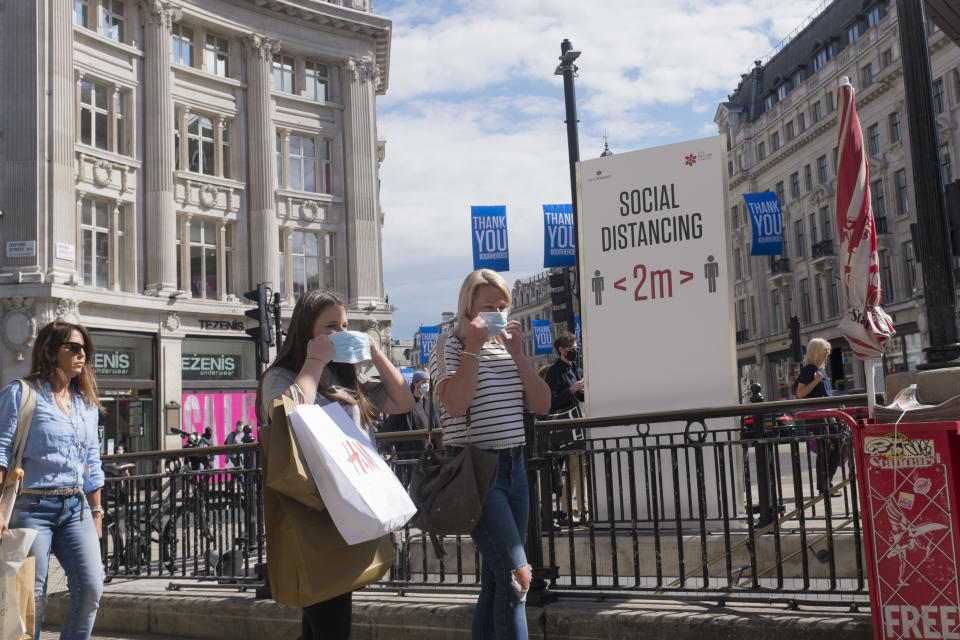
[
  {"left": 260, "top": 399, "right": 394, "bottom": 607},
  {"left": 288, "top": 402, "right": 417, "bottom": 545},
  {"left": 1, "top": 528, "right": 37, "bottom": 640}
]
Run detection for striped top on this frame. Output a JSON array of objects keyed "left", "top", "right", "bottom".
[{"left": 429, "top": 333, "right": 526, "bottom": 449}]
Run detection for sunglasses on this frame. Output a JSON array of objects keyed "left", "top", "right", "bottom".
[{"left": 62, "top": 342, "right": 87, "bottom": 355}]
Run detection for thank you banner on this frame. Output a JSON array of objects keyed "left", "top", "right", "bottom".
[
  {"left": 472, "top": 206, "right": 510, "bottom": 271},
  {"left": 400, "top": 367, "right": 414, "bottom": 386},
  {"left": 743, "top": 192, "right": 783, "bottom": 256},
  {"left": 419, "top": 326, "right": 440, "bottom": 365},
  {"left": 543, "top": 204, "right": 576, "bottom": 267},
  {"left": 532, "top": 319, "right": 553, "bottom": 354}
]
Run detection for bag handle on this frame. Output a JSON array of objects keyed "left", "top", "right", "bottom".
[{"left": 5, "top": 379, "right": 37, "bottom": 489}]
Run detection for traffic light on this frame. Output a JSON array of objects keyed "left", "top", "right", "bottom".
[
  {"left": 244, "top": 284, "right": 274, "bottom": 367},
  {"left": 549, "top": 269, "right": 574, "bottom": 328},
  {"left": 789, "top": 315, "right": 802, "bottom": 363}
]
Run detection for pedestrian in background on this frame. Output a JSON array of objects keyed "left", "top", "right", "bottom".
[
  {"left": 795, "top": 337, "right": 842, "bottom": 496},
  {"left": 379, "top": 370, "right": 434, "bottom": 485},
  {"left": 430, "top": 269, "right": 551, "bottom": 640},
  {"left": 543, "top": 333, "right": 588, "bottom": 524},
  {"left": 0, "top": 320, "right": 105, "bottom": 640},
  {"left": 224, "top": 420, "right": 243, "bottom": 467},
  {"left": 256, "top": 289, "right": 413, "bottom": 640}
]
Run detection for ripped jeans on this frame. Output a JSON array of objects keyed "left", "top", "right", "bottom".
[{"left": 459, "top": 445, "right": 530, "bottom": 640}]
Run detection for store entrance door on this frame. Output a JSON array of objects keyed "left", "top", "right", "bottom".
[{"left": 98, "top": 389, "right": 155, "bottom": 455}]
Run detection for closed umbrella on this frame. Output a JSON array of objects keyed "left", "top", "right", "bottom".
[{"left": 835, "top": 76, "right": 895, "bottom": 413}]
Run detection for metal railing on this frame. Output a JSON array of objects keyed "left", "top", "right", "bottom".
[
  {"left": 99, "top": 393, "right": 875, "bottom": 607},
  {"left": 812, "top": 239, "right": 835, "bottom": 258}
]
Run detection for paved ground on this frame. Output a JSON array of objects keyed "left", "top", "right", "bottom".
[{"left": 42, "top": 629, "right": 181, "bottom": 640}]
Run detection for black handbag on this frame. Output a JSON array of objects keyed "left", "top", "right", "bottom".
[{"left": 408, "top": 408, "right": 498, "bottom": 557}]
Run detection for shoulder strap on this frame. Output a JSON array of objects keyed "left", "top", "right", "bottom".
[{"left": 6, "top": 379, "right": 37, "bottom": 485}]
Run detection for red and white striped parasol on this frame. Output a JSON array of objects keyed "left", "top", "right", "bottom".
[{"left": 835, "top": 77, "right": 895, "bottom": 406}]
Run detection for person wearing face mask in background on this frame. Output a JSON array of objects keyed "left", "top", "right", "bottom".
[
  {"left": 379, "top": 370, "right": 435, "bottom": 485},
  {"left": 543, "top": 333, "right": 588, "bottom": 525}
]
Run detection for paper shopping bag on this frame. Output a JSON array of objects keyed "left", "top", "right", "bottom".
[
  {"left": 288, "top": 402, "right": 417, "bottom": 545},
  {"left": 1, "top": 528, "right": 37, "bottom": 640},
  {"left": 260, "top": 399, "right": 326, "bottom": 513}
]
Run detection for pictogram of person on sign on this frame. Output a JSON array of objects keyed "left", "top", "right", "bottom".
[
  {"left": 592, "top": 270, "right": 604, "bottom": 306},
  {"left": 704, "top": 256, "right": 719, "bottom": 293}
]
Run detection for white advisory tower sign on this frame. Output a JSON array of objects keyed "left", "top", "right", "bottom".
[{"left": 577, "top": 136, "right": 737, "bottom": 416}]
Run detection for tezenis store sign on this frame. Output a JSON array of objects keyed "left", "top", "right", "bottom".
[{"left": 181, "top": 354, "right": 241, "bottom": 380}]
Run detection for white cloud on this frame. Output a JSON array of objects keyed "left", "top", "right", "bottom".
[{"left": 376, "top": 0, "right": 826, "bottom": 338}]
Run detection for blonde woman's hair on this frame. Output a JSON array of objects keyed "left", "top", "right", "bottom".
[
  {"left": 455, "top": 269, "right": 512, "bottom": 338},
  {"left": 804, "top": 337, "right": 832, "bottom": 366}
]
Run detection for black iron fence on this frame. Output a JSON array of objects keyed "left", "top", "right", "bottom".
[{"left": 99, "top": 393, "right": 875, "bottom": 606}]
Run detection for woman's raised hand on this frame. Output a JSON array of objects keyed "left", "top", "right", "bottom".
[
  {"left": 503, "top": 321, "right": 523, "bottom": 358},
  {"left": 465, "top": 316, "right": 489, "bottom": 352},
  {"left": 305, "top": 334, "right": 336, "bottom": 366}
]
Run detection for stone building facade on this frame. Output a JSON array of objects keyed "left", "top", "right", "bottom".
[
  {"left": 510, "top": 270, "right": 581, "bottom": 372},
  {"left": 0, "top": 0, "right": 391, "bottom": 452},
  {"left": 715, "top": 0, "right": 960, "bottom": 399}
]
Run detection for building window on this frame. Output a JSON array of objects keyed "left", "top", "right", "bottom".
[
  {"left": 812, "top": 101, "right": 822, "bottom": 123},
  {"left": 290, "top": 135, "right": 316, "bottom": 192},
  {"left": 757, "top": 141, "right": 766, "bottom": 161},
  {"left": 881, "top": 48, "right": 893, "bottom": 68},
  {"left": 872, "top": 179, "right": 886, "bottom": 218},
  {"left": 868, "top": 7, "right": 882, "bottom": 28},
  {"left": 80, "top": 198, "right": 110, "bottom": 289},
  {"left": 880, "top": 249, "right": 895, "bottom": 300},
  {"left": 115, "top": 92, "right": 126, "bottom": 155},
  {"left": 798, "top": 111, "right": 806, "bottom": 132},
  {"left": 731, "top": 206, "right": 740, "bottom": 229},
  {"left": 903, "top": 241, "right": 917, "bottom": 294},
  {"left": 323, "top": 233, "right": 336, "bottom": 290},
  {"left": 728, "top": 161, "right": 734, "bottom": 177},
  {"left": 826, "top": 89, "right": 835, "bottom": 113},
  {"left": 775, "top": 181, "right": 785, "bottom": 203},
  {"left": 221, "top": 120, "right": 231, "bottom": 179},
  {"left": 279, "top": 230, "right": 336, "bottom": 300},
  {"left": 786, "top": 285, "right": 794, "bottom": 317},
  {"left": 765, "top": 94, "right": 776, "bottom": 111},
  {"left": 771, "top": 131, "right": 781, "bottom": 151},
  {"left": 868, "top": 123, "right": 881, "bottom": 156},
  {"left": 815, "top": 274, "right": 825, "bottom": 322},
  {"left": 801, "top": 279, "right": 812, "bottom": 324},
  {"left": 833, "top": 146, "right": 839, "bottom": 174},
  {"left": 172, "top": 24, "right": 194, "bottom": 66},
  {"left": 955, "top": 69, "right": 960, "bottom": 103},
  {"left": 204, "top": 34, "right": 229, "bottom": 77},
  {"left": 185, "top": 218, "right": 224, "bottom": 299},
  {"left": 942, "top": 144, "right": 953, "bottom": 185},
  {"left": 817, "top": 155, "right": 828, "bottom": 184},
  {"left": 847, "top": 23, "right": 860, "bottom": 44},
  {"left": 737, "top": 299, "right": 748, "bottom": 333},
  {"left": 896, "top": 169, "right": 909, "bottom": 215},
  {"left": 813, "top": 48, "right": 828, "bottom": 72},
  {"left": 75, "top": 0, "right": 89, "bottom": 28},
  {"left": 786, "top": 120, "right": 795, "bottom": 141},
  {"left": 306, "top": 61, "right": 329, "bottom": 101},
  {"left": 273, "top": 55, "right": 295, "bottom": 93},
  {"left": 933, "top": 78, "right": 946, "bottom": 115},
  {"left": 101, "top": 0, "right": 125, "bottom": 42},
  {"left": 793, "top": 69, "right": 805, "bottom": 87},
  {"left": 804, "top": 164, "right": 813, "bottom": 191},
  {"left": 889, "top": 111, "right": 902, "bottom": 142},
  {"left": 187, "top": 113, "right": 215, "bottom": 176},
  {"left": 862, "top": 63, "right": 874, "bottom": 87},
  {"left": 829, "top": 273, "right": 841, "bottom": 317},
  {"left": 734, "top": 247, "right": 743, "bottom": 280},
  {"left": 772, "top": 291, "right": 782, "bottom": 333},
  {"left": 79, "top": 80, "right": 109, "bottom": 150},
  {"left": 795, "top": 219, "right": 805, "bottom": 257},
  {"left": 790, "top": 172, "right": 800, "bottom": 199},
  {"left": 809, "top": 212, "right": 819, "bottom": 244},
  {"left": 821, "top": 206, "right": 832, "bottom": 242},
  {"left": 777, "top": 83, "right": 789, "bottom": 101}
]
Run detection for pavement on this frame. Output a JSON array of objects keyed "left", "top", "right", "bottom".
[{"left": 41, "top": 629, "right": 180, "bottom": 640}]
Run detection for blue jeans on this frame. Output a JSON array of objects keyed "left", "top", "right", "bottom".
[
  {"left": 10, "top": 494, "right": 103, "bottom": 640},
  {"left": 451, "top": 446, "right": 530, "bottom": 640}
]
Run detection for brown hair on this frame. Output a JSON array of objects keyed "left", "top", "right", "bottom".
[
  {"left": 553, "top": 333, "right": 577, "bottom": 353},
  {"left": 27, "top": 320, "right": 104, "bottom": 412},
  {"left": 255, "top": 289, "right": 376, "bottom": 426}
]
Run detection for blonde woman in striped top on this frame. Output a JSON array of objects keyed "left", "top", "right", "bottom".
[{"left": 429, "top": 269, "right": 550, "bottom": 640}]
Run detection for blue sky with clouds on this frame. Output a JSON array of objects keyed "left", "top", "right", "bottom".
[{"left": 374, "top": 0, "right": 825, "bottom": 340}]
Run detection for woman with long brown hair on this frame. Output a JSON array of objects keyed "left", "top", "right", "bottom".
[
  {"left": 256, "top": 289, "right": 413, "bottom": 639},
  {"left": 0, "top": 320, "right": 106, "bottom": 640}
]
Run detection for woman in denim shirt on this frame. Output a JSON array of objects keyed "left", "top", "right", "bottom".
[{"left": 0, "top": 320, "right": 105, "bottom": 640}]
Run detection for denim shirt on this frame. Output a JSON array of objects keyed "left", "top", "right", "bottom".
[{"left": 0, "top": 380, "right": 104, "bottom": 493}]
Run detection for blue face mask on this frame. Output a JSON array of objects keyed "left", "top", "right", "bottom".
[
  {"left": 478, "top": 311, "right": 509, "bottom": 338},
  {"left": 329, "top": 331, "right": 372, "bottom": 363},
  {"left": 418, "top": 383, "right": 430, "bottom": 394}
]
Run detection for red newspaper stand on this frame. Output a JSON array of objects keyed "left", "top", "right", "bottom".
[{"left": 800, "top": 409, "right": 960, "bottom": 640}]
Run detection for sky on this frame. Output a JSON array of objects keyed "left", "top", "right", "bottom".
[{"left": 374, "top": 0, "right": 826, "bottom": 341}]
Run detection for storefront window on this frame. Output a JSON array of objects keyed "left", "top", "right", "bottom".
[
  {"left": 89, "top": 332, "right": 156, "bottom": 456},
  {"left": 883, "top": 333, "right": 923, "bottom": 374},
  {"left": 181, "top": 337, "right": 257, "bottom": 382}
]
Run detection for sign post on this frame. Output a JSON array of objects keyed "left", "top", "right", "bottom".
[{"left": 576, "top": 135, "right": 738, "bottom": 522}]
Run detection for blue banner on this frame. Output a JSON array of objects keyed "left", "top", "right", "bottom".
[
  {"left": 471, "top": 206, "right": 510, "bottom": 271},
  {"left": 543, "top": 204, "right": 575, "bottom": 267},
  {"left": 532, "top": 319, "right": 554, "bottom": 354},
  {"left": 575, "top": 316, "right": 581, "bottom": 348},
  {"left": 743, "top": 192, "right": 783, "bottom": 256},
  {"left": 419, "top": 326, "right": 440, "bottom": 365},
  {"left": 400, "top": 367, "right": 414, "bottom": 386}
]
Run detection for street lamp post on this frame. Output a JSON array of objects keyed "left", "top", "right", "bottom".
[
  {"left": 556, "top": 39, "right": 583, "bottom": 334},
  {"left": 895, "top": 0, "right": 960, "bottom": 368}
]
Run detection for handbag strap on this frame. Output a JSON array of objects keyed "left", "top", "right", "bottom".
[{"left": 5, "top": 379, "right": 37, "bottom": 487}]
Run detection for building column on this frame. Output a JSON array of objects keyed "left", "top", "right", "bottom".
[
  {"left": 243, "top": 35, "right": 281, "bottom": 291},
  {"left": 341, "top": 56, "right": 384, "bottom": 306},
  {"left": 49, "top": 0, "right": 77, "bottom": 284},
  {"left": 140, "top": 1, "right": 180, "bottom": 295}
]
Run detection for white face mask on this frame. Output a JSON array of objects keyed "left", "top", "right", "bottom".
[
  {"left": 418, "top": 383, "right": 430, "bottom": 394},
  {"left": 329, "top": 331, "right": 372, "bottom": 363}
]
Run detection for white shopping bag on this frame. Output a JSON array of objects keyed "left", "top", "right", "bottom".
[
  {"left": 1, "top": 528, "right": 38, "bottom": 640},
  {"left": 288, "top": 403, "right": 417, "bottom": 545}
]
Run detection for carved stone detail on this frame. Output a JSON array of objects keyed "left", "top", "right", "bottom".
[
  {"left": 138, "top": 0, "right": 181, "bottom": 29},
  {"left": 243, "top": 34, "right": 281, "bottom": 61},
  {"left": 55, "top": 298, "right": 81, "bottom": 324},
  {"left": 0, "top": 298, "right": 38, "bottom": 362},
  {"left": 164, "top": 312, "right": 181, "bottom": 332},
  {"left": 199, "top": 184, "right": 218, "bottom": 209},
  {"left": 93, "top": 160, "right": 112, "bottom": 187}
]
